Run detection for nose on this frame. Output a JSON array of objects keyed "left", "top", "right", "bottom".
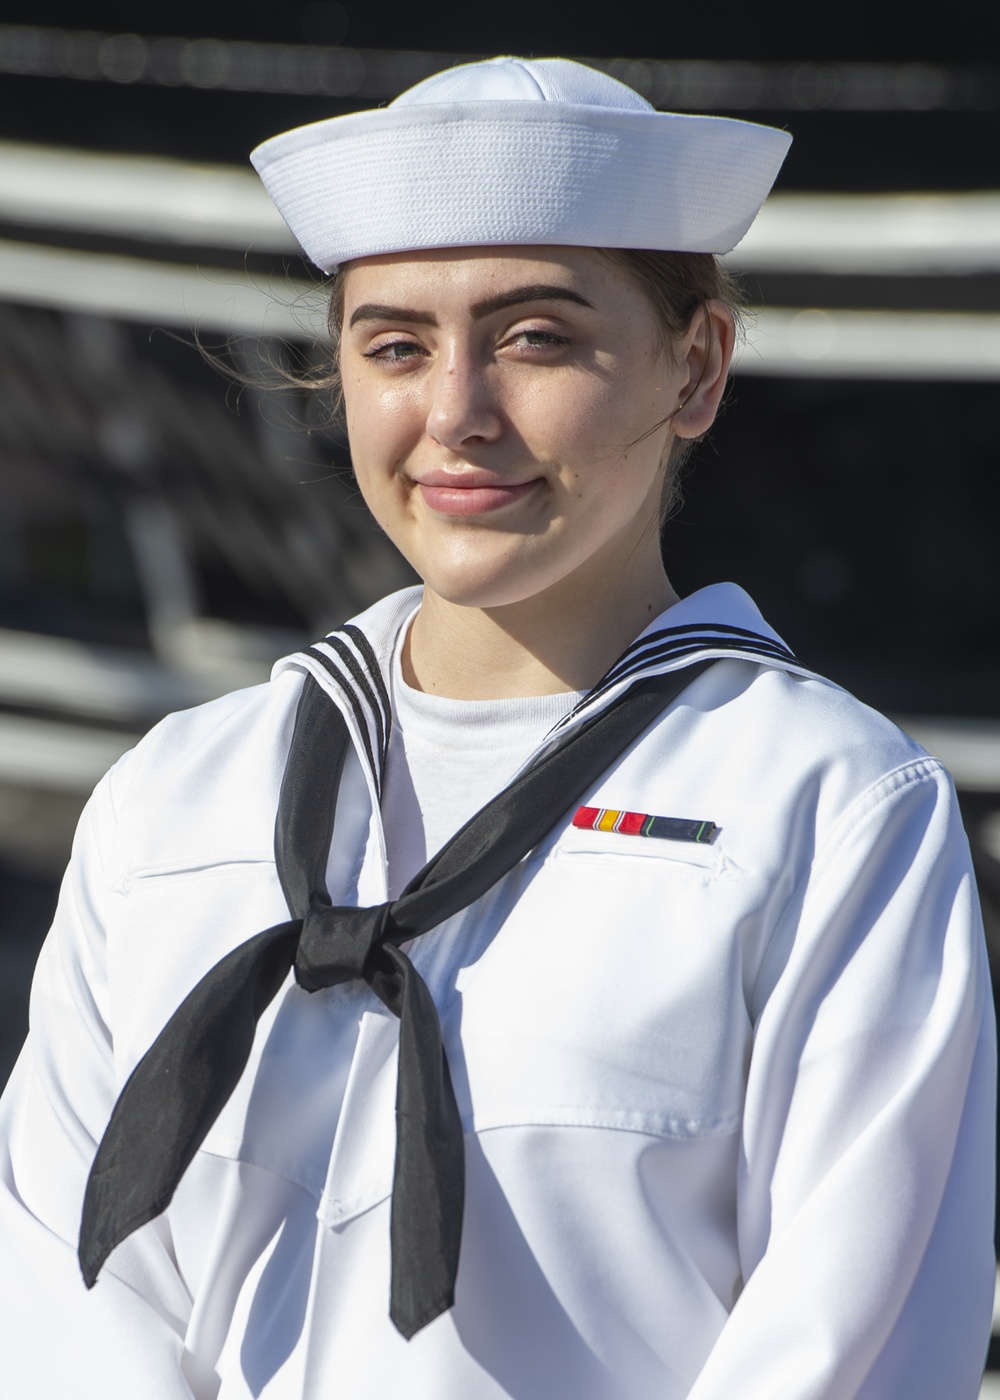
[{"left": 424, "top": 352, "right": 502, "bottom": 452}]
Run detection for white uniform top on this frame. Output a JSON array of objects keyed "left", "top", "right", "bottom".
[{"left": 0, "top": 582, "right": 994, "bottom": 1399}]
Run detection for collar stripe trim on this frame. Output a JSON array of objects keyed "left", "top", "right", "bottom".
[
  {"left": 602, "top": 626, "right": 796, "bottom": 688},
  {"left": 604, "top": 635, "right": 795, "bottom": 687},
  {"left": 555, "top": 634, "right": 801, "bottom": 731},
  {"left": 340, "top": 623, "right": 393, "bottom": 749},
  {"left": 573, "top": 806, "right": 719, "bottom": 844},
  {"left": 305, "top": 645, "right": 381, "bottom": 795},
  {"left": 321, "top": 632, "right": 390, "bottom": 773},
  {"left": 609, "top": 620, "right": 796, "bottom": 676}
]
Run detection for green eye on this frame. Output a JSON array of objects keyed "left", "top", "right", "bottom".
[
  {"left": 363, "top": 340, "right": 425, "bottom": 361},
  {"left": 509, "top": 330, "right": 571, "bottom": 349}
]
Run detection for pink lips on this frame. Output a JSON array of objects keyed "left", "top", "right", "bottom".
[{"left": 414, "top": 471, "right": 539, "bottom": 517}]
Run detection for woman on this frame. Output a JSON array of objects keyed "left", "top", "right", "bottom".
[{"left": 0, "top": 56, "right": 994, "bottom": 1400}]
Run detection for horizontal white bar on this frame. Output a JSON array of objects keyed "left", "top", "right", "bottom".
[
  {"left": 731, "top": 192, "right": 1000, "bottom": 275},
  {"left": 0, "top": 237, "right": 327, "bottom": 337},
  {"left": 0, "top": 712, "right": 135, "bottom": 791},
  {"left": 0, "top": 627, "right": 222, "bottom": 722},
  {"left": 737, "top": 308, "right": 1000, "bottom": 380},
  {"left": 0, "top": 139, "right": 297, "bottom": 252}
]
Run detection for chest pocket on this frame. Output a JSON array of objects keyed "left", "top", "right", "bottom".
[{"left": 452, "top": 839, "right": 752, "bottom": 1141}]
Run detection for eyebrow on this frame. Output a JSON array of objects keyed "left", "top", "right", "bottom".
[{"left": 348, "top": 284, "right": 594, "bottom": 329}]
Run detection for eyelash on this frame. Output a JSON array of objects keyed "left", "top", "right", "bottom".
[
  {"left": 361, "top": 339, "right": 423, "bottom": 362},
  {"left": 504, "top": 329, "right": 571, "bottom": 350},
  {"left": 360, "top": 328, "right": 572, "bottom": 362}
]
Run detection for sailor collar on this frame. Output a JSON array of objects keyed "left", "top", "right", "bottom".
[{"left": 270, "top": 582, "right": 813, "bottom": 800}]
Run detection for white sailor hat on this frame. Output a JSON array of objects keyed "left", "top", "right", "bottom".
[{"left": 251, "top": 56, "right": 792, "bottom": 272}]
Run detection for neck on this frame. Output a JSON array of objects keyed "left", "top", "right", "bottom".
[{"left": 404, "top": 553, "right": 679, "bottom": 700}]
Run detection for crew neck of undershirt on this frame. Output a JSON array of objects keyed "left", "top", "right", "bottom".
[
  {"left": 393, "top": 642, "right": 585, "bottom": 739},
  {"left": 380, "top": 619, "right": 585, "bottom": 897}
]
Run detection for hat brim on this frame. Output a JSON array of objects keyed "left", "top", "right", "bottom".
[{"left": 251, "top": 101, "right": 791, "bottom": 272}]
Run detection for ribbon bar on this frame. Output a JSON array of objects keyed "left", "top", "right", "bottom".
[{"left": 572, "top": 806, "right": 719, "bottom": 843}]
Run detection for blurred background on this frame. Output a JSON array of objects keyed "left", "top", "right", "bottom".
[{"left": 1, "top": 0, "right": 999, "bottom": 1377}]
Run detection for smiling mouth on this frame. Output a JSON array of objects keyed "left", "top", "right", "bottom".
[{"left": 414, "top": 477, "right": 540, "bottom": 517}]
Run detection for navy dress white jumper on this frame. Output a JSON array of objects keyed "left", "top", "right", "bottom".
[{"left": 0, "top": 581, "right": 993, "bottom": 1398}]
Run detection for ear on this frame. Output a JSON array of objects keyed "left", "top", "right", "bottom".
[{"left": 671, "top": 300, "right": 736, "bottom": 440}]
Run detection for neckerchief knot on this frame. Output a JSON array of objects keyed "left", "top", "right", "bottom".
[{"left": 296, "top": 901, "right": 395, "bottom": 990}]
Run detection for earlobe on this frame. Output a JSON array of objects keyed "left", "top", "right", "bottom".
[{"left": 671, "top": 301, "right": 736, "bottom": 440}]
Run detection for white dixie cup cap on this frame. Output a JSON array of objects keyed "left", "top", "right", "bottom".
[{"left": 251, "top": 56, "right": 792, "bottom": 271}]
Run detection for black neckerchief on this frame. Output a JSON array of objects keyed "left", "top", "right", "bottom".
[{"left": 79, "top": 658, "right": 712, "bottom": 1339}]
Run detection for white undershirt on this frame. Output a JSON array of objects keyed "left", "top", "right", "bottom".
[{"left": 381, "top": 624, "right": 585, "bottom": 899}]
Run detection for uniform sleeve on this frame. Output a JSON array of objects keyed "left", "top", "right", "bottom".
[
  {"left": 688, "top": 759, "right": 996, "bottom": 1400},
  {"left": 0, "top": 768, "right": 200, "bottom": 1400}
]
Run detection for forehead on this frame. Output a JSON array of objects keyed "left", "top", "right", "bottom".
[{"left": 340, "top": 245, "right": 646, "bottom": 316}]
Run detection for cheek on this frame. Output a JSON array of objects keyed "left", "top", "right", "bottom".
[
  {"left": 344, "top": 393, "right": 397, "bottom": 492},
  {"left": 554, "top": 402, "right": 669, "bottom": 501},
  {"left": 533, "top": 366, "right": 671, "bottom": 464}
]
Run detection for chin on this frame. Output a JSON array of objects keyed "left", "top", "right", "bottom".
[
  {"left": 401, "top": 533, "right": 554, "bottom": 610},
  {"left": 417, "top": 556, "right": 563, "bottom": 611},
  {"left": 421, "top": 576, "right": 533, "bottom": 611}
]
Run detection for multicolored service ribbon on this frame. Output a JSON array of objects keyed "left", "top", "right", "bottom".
[{"left": 572, "top": 806, "right": 718, "bottom": 844}]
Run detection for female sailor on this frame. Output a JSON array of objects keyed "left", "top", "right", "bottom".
[{"left": 0, "top": 54, "right": 994, "bottom": 1400}]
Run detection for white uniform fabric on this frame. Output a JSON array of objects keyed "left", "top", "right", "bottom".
[{"left": 0, "top": 582, "right": 994, "bottom": 1399}]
